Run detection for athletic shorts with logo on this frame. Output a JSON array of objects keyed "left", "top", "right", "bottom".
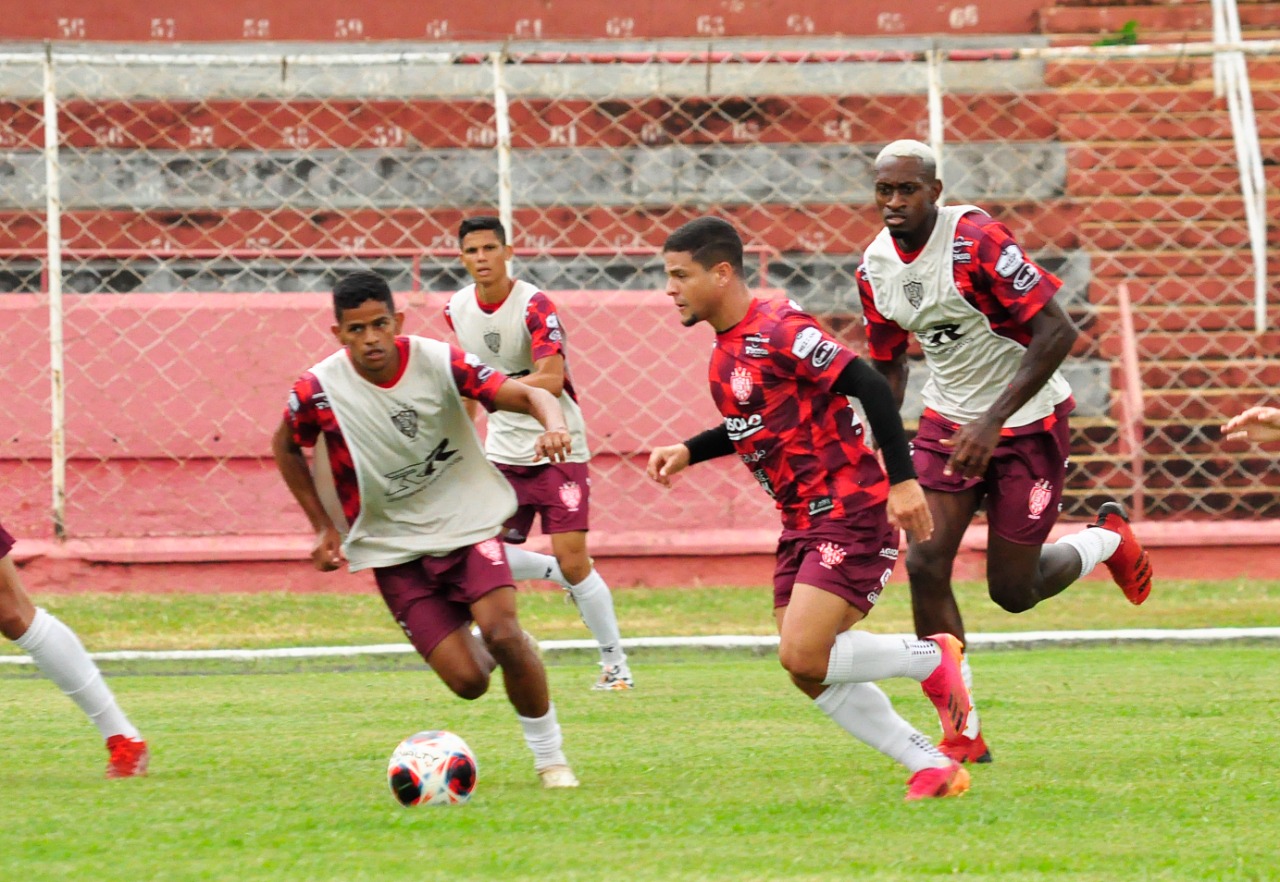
[
  {"left": 373, "top": 537, "right": 515, "bottom": 660},
  {"left": 912, "top": 399, "right": 1073, "bottom": 546},
  {"left": 496, "top": 461, "right": 591, "bottom": 540},
  {"left": 773, "top": 507, "right": 901, "bottom": 614}
]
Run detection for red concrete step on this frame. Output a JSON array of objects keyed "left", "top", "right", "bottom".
[
  {"left": 0, "top": 94, "right": 1061, "bottom": 151},
  {"left": 1138, "top": 389, "right": 1280, "bottom": 422},
  {"left": 1060, "top": 110, "right": 1280, "bottom": 143},
  {"left": 1078, "top": 195, "right": 1247, "bottom": 225},
  {"left": 1087, "top": 276, "right": 1264, "bottom": 308},
  {"left": 1092, "top": 328, "right": 1280, "bottom": 359},
  {"left": 1129, "top": 358, "right": 1280, "bottom": 390},
  {"left": 1070, "top": 417, "right": 1263, "bottom": 458},
  {"left": 1044, "top": 56, "right": 1280, "bottom": 87},
  {"left": 1039, "top": 1, "right": 1280, "bottom": 35},
  {"left": 0, "top": 202, "right": 1082, "bottom": 256},
  {"left": 1076, "top": 220, "right": 1271, "bottom": 251},
  {"left": 1068, "top": 139, "right": 1280, "bottom": 170},
  {"left": 1068, "top": 163, "right": 1280, "bottom": 196},
  {"left": 1090, "top": 248, "right": 1280, "bottom": 278},
  {"left": 1091, "top": 303, "right": 1280, "bottom": 333}
]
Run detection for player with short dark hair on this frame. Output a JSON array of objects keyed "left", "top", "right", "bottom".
[
  {"left": 272, "top": 270, "right": 580, "bottom": 788},
  {"left": 857, "top": 139, "right": 1155, "bottom": 764},
  {"left": 0, "top": 523, "right": 149, "bottom": 777},
  {"left": 649, "top": 216, "right": 974, "bottom": 802},
  {"left": 445, "top": 216, "right": 633, "bottom": 691}
]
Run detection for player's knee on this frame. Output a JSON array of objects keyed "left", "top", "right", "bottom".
[
  {"left": 556, "top": 553, "right": 591, "bottom": 585},
  {"left": 483, "top": 626, "right": 530, "bottom": 665},
  {"left": 777, "top": 642, "right": 827, "bottom": 683},
  {"left": 446, "top": 670, "right": 491, "bottom": 701},
  {"left": 0, "top": 608, "right": 29, "bottom": 641},
  {"left": 988, "top": 580, "right": 1038, "bottom": 614},
  {"left": 905, "top": 546, "right": 950, "bottom": 588}
]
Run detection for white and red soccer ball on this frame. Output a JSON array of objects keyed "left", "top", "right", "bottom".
[{"left": 387, "top": 730, "right": 478, "bottom": 807}]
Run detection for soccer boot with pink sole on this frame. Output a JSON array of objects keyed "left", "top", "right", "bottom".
[
  {"left": 905, "top": 761, "right": 971, "bottom": 801},
  {"left": 939, "top": 731, "right": 994, "bottom": 764},
  {"left": 106, "top": 735, "right": 150, "bottom": 779},
  {"left": 919, "top": 633, "right": 972, "bottom": 742}
]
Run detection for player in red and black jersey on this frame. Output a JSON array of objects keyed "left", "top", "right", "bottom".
[
  {"left": 859, "top": 140, "right": 1156, "bottom": 764},
  {"left": 647, "top": 216, "right": 973, "bottom": 802}
]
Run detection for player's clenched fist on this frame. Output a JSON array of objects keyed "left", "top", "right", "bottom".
[{"left": 646, "top": 444, "right": 691, "bottom": 488}]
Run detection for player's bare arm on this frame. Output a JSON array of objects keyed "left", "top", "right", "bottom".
[
  {"left": 514, "top": 353, "right": 567, "bottom": 397},
  {"left": 490, "top": 380, "right": 572, "bottom": 462},
  {"left": 871, "top": 352, "right": 910, "bottom": 410},
  {"left": 1222, "top": 405, "right": 1280, "bottom": 444},
  {"left": 943, "top": 299, "right": 1078, "bottom": 479},
  {"left": 270, "top": 420, "right": 345, "bottom": 571}
]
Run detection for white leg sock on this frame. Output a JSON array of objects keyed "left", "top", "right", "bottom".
[
  {"left": 822, "top": 629, "right": 941, "bottom": 685},
  {"left": 14, "top": 608, "right": 139, "bottom": 740},
  {"left": 814, "top": 682, "right": 951, "bottom": 773},
  {"left": 1056, "top": 526, "right": 1121, "bottom": 578},
  {"left": 567, "top": 569, "right": 626, "bottom": 667},
  {"left": 517, "top": 703, "right": 567, "bottom": 771},
  {"left": 961, "top": 656, "right": 982, "bottom": 738},
  {"left": 505, "top": 547, "right": 566, "bottom": 585}
]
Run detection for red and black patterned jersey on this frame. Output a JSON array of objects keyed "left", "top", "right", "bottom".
[
  {"left": 283, "top": 337, "right": 507, "bottom": 525},
  {"left": 709, "top": 298, "right": 889, "bottom": 530},
  {"left": 858, "top": 212, "right": 1063, "bottom": 362}
]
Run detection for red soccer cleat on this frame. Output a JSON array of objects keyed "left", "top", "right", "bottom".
[
  {"left": 905, "top": 761, "right": 971, "bottom": 801},
  {"left": 106, "top": 735, "right": 150, "bottom": 779},
  {"left": 1090, "top": 501, "right": 1154, "bottom": 605},
  {"left": 939, "top": 731, "right": 993, "bottom": 764},
  {"left": 920, "top": 633, "right": 972, "bottom": 742}
]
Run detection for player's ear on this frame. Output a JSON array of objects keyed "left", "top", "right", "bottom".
[
  {"left": 931, "top": 179, "right": 944, "bottom": 203},
  {"left": 393, "top": 311, "right": 405, "bottom": 333},
  {"left": 330, "top": 322, "right": 342, "bottom": 342}
]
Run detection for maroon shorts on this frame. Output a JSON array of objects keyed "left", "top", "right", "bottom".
[
  {"left": 496, "top": 461, "right": 591, "bottom": 541},
  {"left": 912, "top": 401, "right": 1073, "bottom": 545},
  {"left": 373, "top": 537, "right": 514, "bottom": 661},
  {"left": 773, "top": 509, "right": 901, "bottom": 615},
  {"left": 0, "top": 521, "right": 13, "bottom": 560}
]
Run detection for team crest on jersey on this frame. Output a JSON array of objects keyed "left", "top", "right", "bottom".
[
  {"left": 390, "top": 408, "right": 418, "bottom": 439},
  {"left": 903, "top": 279, "right": 924, "bottom": 309},
  {"left": 484, "top": 330, "right": 501, "bottom": 353},
  {"left": 730, "top": 366, "right": 755, "bottom": 403},
  {"left": 1028, "top": 478, "right": 1054, "bottom": 519},
  {"left": 558, "top": 481, "right": 583, "bottom": 512},
  {"left": 475, "top": 538, "right": 506, "bottom": 564},
  {"left": 817, "top": 542, "right": 847, "bottom": 569}
]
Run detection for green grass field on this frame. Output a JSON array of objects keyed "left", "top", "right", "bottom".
[{"left": 3, "top": 580, "right": 1279, "bottom": 881}]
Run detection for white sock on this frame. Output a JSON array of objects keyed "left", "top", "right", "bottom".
[
  {"left": 1056, "top": 526, "right": 1121, "bottom": 578},
  {"left": 505, "top": 547, "right": 566, "bottom": 585},
  {"left": 961, "top": 656, "right": 982, "bottom": 738},
  {"left": 14, "top": 608, "right": 140, "bottom": 740},
  {"left": 517, "top": 703, "right": 567, "bottom": 771},
  {"left": 822, "top": 629, "right": 941, "bottom": 685},
  {"left": 567, "top": 569, "right": 626, "bottom": 667},
  {"left": 814, "top": 682, "right": 951, "bottom": 773}
]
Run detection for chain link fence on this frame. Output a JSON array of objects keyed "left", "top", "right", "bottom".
[{"left": 2, "top": 42, "right": 1278, "bottom": 543}]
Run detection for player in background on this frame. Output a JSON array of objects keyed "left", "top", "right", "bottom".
[
  {"left": 648, "top": 216, "right": 973, "bottom": 802},
  {"left": 857, "top": 139, "right": 1155, "bottom": 764},
  {"left": 1, "top": 522, "right": 149, "bottom": 777},
  {"left": 272, "top": 271, "right": 579, "bottom": 788},
  {"left": 445, "top": 216, "right": 632, "bottom": 691},
  {"left": 1222, "top": 405, "right": 1280, "bottom": 444}
]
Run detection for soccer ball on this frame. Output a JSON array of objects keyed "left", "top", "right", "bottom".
[{"left": 387, "top": 730, "right": 478, "bottom": 807}]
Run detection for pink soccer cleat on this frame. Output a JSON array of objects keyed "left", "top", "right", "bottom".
[
  {"left": 106, "top": 735, "right": 150, "bottom": 779},
  {"left": 905, "top": 761, "right": 971, "bottom": 801},
  {"left": 919, "top": 633, "right": 972, "bottom": 742},
  {"left": 1090, "top": 501, "right": 1154, "bottom": 605}
]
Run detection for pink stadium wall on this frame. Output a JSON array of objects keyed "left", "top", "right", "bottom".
[{"left": 7, "top": 1, "right": 1045, "bottom": 41}]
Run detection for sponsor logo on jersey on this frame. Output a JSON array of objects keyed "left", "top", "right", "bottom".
[
  {"left": 739, "top": 448, "right": 768, "bottom": 464},
  {"left": 548, "top": 329, "right": 563, "bottom": 343},
  {"left": 995, "top": 243, "right": 1025, "bottom": 278},
  {"left": 817, "top": 541, "right": 846, "bottom": 569},
  {"left": 558, "top": 481, "right": 583, "bottom": 512},
  {"left": 724, "top": 413, "right": 765, "bottom": 441},
  {"left": 484, "top": 330, "right": 501, "bottom": 353},
  {"left": 464, "top": 351, "right": 497, "bottom": 381},
  {"left": 384, "top": 438, "right": 458, "bottom": 498},
  {"left": 791, "top": 326, "right": 822, "bottom": 358},
  {"left": 903, "top": 279, "right": 924, "bottom": 309},
  {"left": 744, "top": 333, "right": 769, "bottom": 358},
  {"left": 879, "top": 546, "right": 899, "bottom": 560},
  {"left": 312, "top": 389, "right": 330, "bottom": 411},
  {"left": 288, "top": 390, "right": 301, "bottom": 416},
  {"left": 810, "top": 340, "right": 839, "bottom": 370},
  {"left": 730, "top": 366, "right": 754, "bottom": 403},
  {"left": 808, "top": 497, "right": 834, "bottom": 517},
  {"left": 952, "top": 237, "right": 975, "bottom": 265},
  {"left": 1012, "top": 263, "right": 1042, "bottom": 293},
  {"left": 546, "top": 313, "right": 560, "bottom": 329},
  {"left": 390, "top": 408, "right": 418, "bottom": 439},
  {"left": 1028, "top": 478, "right": 1054, "bottom": 519},
  {"left": 752, "top": 468, "right": 776, "bottom": 499},
  {"left": 474, "top": 538, "right": 506, "bottom": 564}
]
